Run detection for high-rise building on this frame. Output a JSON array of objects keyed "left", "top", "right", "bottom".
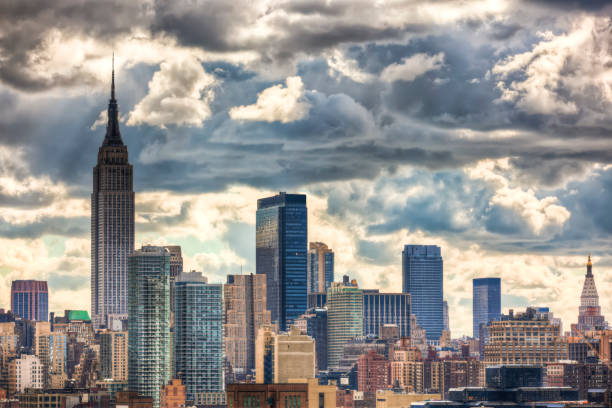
[
  {"left": 164, "top": 246, "right": 183, "bottom": 315},
  {"left": 224, "top": 273, "right": 270, "bottom": 375},
  {"left": 256, "top": 192, "right": 308, "bottom": 331},
  {"left": 91, "top": 63, "right": 135, "bottom": 329},
  {"left": 443, "top": 300, "right": 449, "bottom": 332},
  {"left": 472, "top": 278, "right": 501, "bottom": 339},
  {"left": 307, "top": 242, "right": 334, "bottom": 294},
  {"left": 255, "top": 326, "right": 315, "bottom": 384},
  {"left": 174, "top": 271, "right": 224, "bottom": 401},
  {"left": 402, "top": 245, "right": 443, "bottom": 342},
  {"left": 128, "top": 246, "right": 170, "bottom": 408},
  {"left": 327, "top": 276, "right": 363, "bottom": 369},
  {"left": 574, "top": 256, "right": 607, "bottom": 334},
  {"left": 11, "top": 280, "right": 48, "bottom": 321},
  {"left": 484, "top": 308, "right": 567, "bottom": 366},
  {"left": 362, "top": 290, "right": 411, "bottom": 338},
  {"left": 100, "top": 331, "right": 128, "bottom": 381},
  {"left": 295, "top": 308, "right": 328, "bottom": 371},
  {"left": 36, "top": 332, "right": 67, "bottom": 388}
]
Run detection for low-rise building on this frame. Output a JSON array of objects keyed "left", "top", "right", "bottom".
[{"left": 375, "top": 390, "right": 440, "bottom": 408}]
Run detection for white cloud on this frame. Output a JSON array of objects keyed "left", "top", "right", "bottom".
[
  {"left": 468, "top": 158, "right": 571, "bottom": 234},
  {"left": 229, "top": 76, "right": 311, "bottom": 123},
  {"left": 380, "top": 53, "right": 445, "bottom": 82},
  {"left": 493, "top": 16, "right": 612, "bottom": 115},
  {"left": 326, "top": 49, "right": 374, "bottom": 83},
  {"left": 127, "top": 56, "right": 217, "bottom": 128},
  {"left": 90, "top": 109, "right": 107, "bottom": 130}
]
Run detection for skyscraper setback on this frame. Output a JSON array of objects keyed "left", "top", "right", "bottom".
[
  {"left": 574, "top": 255, "right": 607, "bottom": 334},
  {"left": 402, "top": 245, "right": 443, "bottom": 342},
  {"left": 472, "top": 278, "right": 501, "bottom": 339},
  {"left": 256, "top": 192, "right": 308, "bottom": 331},
  {"left": 91, "top": 64, "right": 135, "bottom": 329}
]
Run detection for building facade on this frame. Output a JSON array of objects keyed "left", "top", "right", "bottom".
[
  {"left": 327, "top": 277, "right": 364, "bottom": 369},
  {"left": 100, "top": 331, "right": 128, "bottom": 381},
  {"left": 127, "top": 246, "right": 170, "bottom": 408},
  {"left": 307, "top": 242, "right": 334, "bottom": 294},
  {"left": 484, "top": 308, "right": 567, "bottom": 366},
  {"left": 224, "top": 273, "right": 270, "bottom": 375},
  {"left": 473, "top": 278, "right": 501, "bottom": 339},
  {"left": 363, "top": 290, "right": 411, "bottom": 338},
  {"left": 256, "top": 192, "right": 308, "bottom": 331},
  {"left": 164, "top": 246, "right": 183, "bottom": 315},
  {"left": 91, "top": 67, "right": 135, "bottom": 329},
  {"left": 357, "top": 350, "right": 389, "bottom": 394},
  {"left": 174, "top": 271, "right": 224, "bottom": 401},
  {"left": 11, "top": 280, "right": 48, "bottom": 322},
  {"left": 255, "top": 326, "right": 316, "bottom": 384},
  {"left": 8, "top": 354, "right": 43, "bottom": 395},
  {"left": 402, "top": 245, "right": 443, "bottom": 342}
]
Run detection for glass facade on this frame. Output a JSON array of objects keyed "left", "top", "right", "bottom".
[
  {"left": 256, "top": 192, "right": 307, "bottom": 331},
  {"left": 307, "top": 243, "right": 334, "bottom": 295},
  {"left": 473, "top": 278, "right": 501, "bottom": 339},
  {"left": 362, "top": 290, "right": 411, "bottom": 338},
  {"left": 11, "top": 280, "right": 48, "bottom": 321},
  {"left": 402, "top": 245, "right": 443, "bottom": 342},
  {"left": 174, "top": 272, "right": 224, "bottom": 401},
  {"left": 327, "top": 279, "right": 363, "bottom": 369},
  {"left": 128, "top": 246, "right": 170, "bottom": 408}
]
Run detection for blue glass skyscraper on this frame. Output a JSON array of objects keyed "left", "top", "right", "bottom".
[
  {"left": 402, "top": 245, "right": 443, "bottom": 342},
  {"left": 473, "top": 278, "right": 501, "bottom": 339},
  {"left": 174, "top": 271, "right": 224, "bottom": 401},
  {"left": 256, "top": 192, "right": 307, "bottom": 331},
  {"left": 362, "top": 290, "right": 411, "bottom": 338}
]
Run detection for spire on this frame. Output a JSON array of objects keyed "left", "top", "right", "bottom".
[
  {"left": 586, "top": 254, "right": 593, "bottom": 277},
  {"left": 103, "top": 54, "right": 123, "bottom": 147}
]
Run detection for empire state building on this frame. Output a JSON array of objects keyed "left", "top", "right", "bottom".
[{"left": 91, "top": 63, "right": 135, "bottom": 329}]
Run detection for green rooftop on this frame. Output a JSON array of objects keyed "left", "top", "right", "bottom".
[{"left": 67, "top": 310, "right": 90, "bottom": 321}]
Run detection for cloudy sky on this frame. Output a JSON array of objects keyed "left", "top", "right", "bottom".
[{"left": 1, "top": 0, "right": 611, "bottom": 336}]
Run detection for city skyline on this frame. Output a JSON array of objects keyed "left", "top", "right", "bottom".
[{"left": 0, "top": 1, "right": 611, "bottom": 338}]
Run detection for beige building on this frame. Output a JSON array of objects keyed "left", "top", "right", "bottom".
[
  {"left": 375, "top": 390, "right": 440, "bottom": 408},
  {"left": 288, "top": 378, "right": 336, "bottom": 408},
  {"left": 8, "top": 354, "right": 43, "bottom": 395},
  {"left": 256, "top": 326, "right": 316, "bottom": 383},
  {"left": 36, "top": 332, "right": 67, "bottom": 388},
  {"left": 308, "top": 242, "right": 334, "bottom": 293},
  {"left": 390, "top": 361, "right": 424, "bottom": 393},
  {"left": 100, "top": 331, "right": 128, "bottom": 381},
  {"left": 484, "top": 308, "right": 567, "bottom": 366},
  {"left": 0, "top": 322, "right": 19, "bottom": 367},
  {"left": 224, "top": 273, "right": 271, "bottom": 375}
]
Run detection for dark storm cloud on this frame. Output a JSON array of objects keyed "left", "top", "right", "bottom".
[{"left": 0, "top": 216, "right": 88, "bottom": 239}]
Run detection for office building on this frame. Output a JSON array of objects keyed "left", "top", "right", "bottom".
[
  {"left": 11, "top": 280, "right": 48, "bottom": 321},
  {"left": 307, "top": 292, "right": 327, "bottom": 309},
  {"left": 375, "top": 390, "right": 441, "bottom": 408},
  {"left": 100, "top": 331, "right": 128, "bottom": 381},
  {"left": 161, "top": 379, "right": 186, "bottom": 408},
  {"left": 36, "top": 332, "right": 67, "bottom": 388},
  {"left": 255, "top": 326, "right": 316, "bottom": 384},
  {"left": 473, "top": 278, "right": 501, "bottom": 339},
  {"left": 128, "top": 246, "right": 170, "bottom": 408},
  {"left": 484, "top": 308, "right": 567, "bottom": 366},
  {"left": 443, "top": 300, "right": 449, "bottom": 332},
  {"left": 308, "top": 242, "right": 334, "bottom": 294},
  {"left": 574, "top": 256, "right": 607, "bottom": 334},
  {"left": 363, "top": 290, "right": 411, "bottom": 338},
  {"left": 545, "top": 361, "right": 612, "bottom": 399},
  {"left": 227, "top": 379, "right": 336, "bottom": 408},
  {"left": 224, "top": 273, "right": 270, "bottom": 375},
  {"left": 296, "top": 308, "right": 328, "bottom": 371},
  {"left": 327, "top": 276, "right": 363, "bottom": 369},
  {"left": 91, "top": 65, "right": 135, "bottom": 329},
  {"left": 402, "top": 245, "right": 443, "bottom": 342},
  {"left": 256, "top": 192, "right": 308, "bottom": 331},
  {"left": 174, "top": 271, "right": 224, "bottom": 400}
]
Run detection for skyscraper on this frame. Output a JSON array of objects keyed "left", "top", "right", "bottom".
[
  {"left": 256, "top": 192, "right": 307, "bottom": 331},
  {"left": 307, "top": 242, "right": 334, "bottom": 294},
  {"left": 574, "top": 256, "right": 607, "bottom": 334},
  {"left": 128, "top": 246, "right": 170, "bottom": 408},
  {"left": 362, "top": 290, "right": 411, "bottom": 338},
  {"left": 224, "top": 273, "right": 270, "bottom": 375},
  {"left": 402, "top": 245, "right": 443, "bottom": 342},
  {"left": 164, "top": 245, "right": 183, "bottom": 315},
  {"left": 472, "top": 278, "right": 501, "bottom": 339},
  {"left": 327, "top": 276, "right": 363, "bottom": 369},
  {"left": 91, "top": 62, "right": 135, "bottom": 329},
  {"left": 174, "top": 271, "right": 224, "bottom": 401},
  {"left": 100, "top": 330, "right": 128, "bottom": 381},
  {"left": 11, "top": 280, "right": 48, "bottom": 321}
]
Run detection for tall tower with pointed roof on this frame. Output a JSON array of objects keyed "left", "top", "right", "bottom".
[
  {"left": 575, "top": 255, "right": 607, "bottom": 334},
  {"left": 91, "top": 59, "right": 135, "bottom": 329}
]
